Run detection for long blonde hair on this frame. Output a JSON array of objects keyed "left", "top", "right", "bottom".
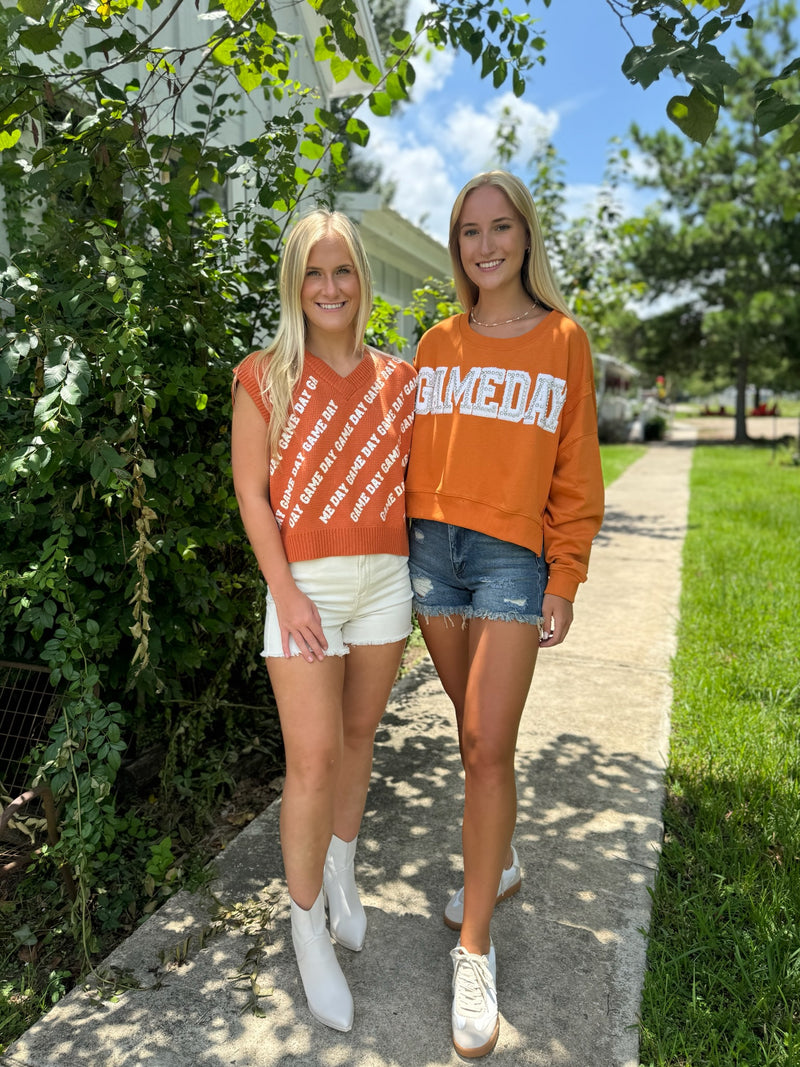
[
  {"left": 253, "top": 209, "right": 373, "bottom": 457},
  {"left": 448, "top": 170, "right": 571, "bottom": 319}
]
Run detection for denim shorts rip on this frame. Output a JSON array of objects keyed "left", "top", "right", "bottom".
[
  {"left": 263, "top": 553, "right": 413, "bottom": 658},
  {"left": 408, "top": 518, "right": 547, "bottom": 626}
]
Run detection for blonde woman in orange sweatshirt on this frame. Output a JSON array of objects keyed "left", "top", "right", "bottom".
[
  {"left": 231, "top": 209, "right": 416, "bottom": 1033},
  {"left": 405, "top": 171, "right": 604, "bottom": 1058}
]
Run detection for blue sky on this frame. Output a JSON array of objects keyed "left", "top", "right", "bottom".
[{"left": 358, "top": 0, "right": 693, "bottom": 245}]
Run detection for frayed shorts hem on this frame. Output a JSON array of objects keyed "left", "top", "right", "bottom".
[
  {"left": 263, "top": 624, "right": 413, "bottom": 660},
  {"left": 413, "top": 604, "right": 544, "bottom": 628}
]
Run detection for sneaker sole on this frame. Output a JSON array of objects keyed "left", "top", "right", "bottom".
[
  {"left": 443, "top": 877, "right": 522, "bottom": 932},
  {"left": 453, "top": 1018, "right": 500, "bottom": 1058}
]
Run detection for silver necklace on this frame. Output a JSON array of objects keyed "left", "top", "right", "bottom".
[{"left": 469, "top": 300, "right": 538, "bottom": 328}]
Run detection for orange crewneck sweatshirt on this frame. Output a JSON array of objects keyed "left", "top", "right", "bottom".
[
  {"left": 233, "top": 349, "right": 417, "bottom": 562},
  {"left": 405, "top": 311, "right": 604, "bottom": 601}
]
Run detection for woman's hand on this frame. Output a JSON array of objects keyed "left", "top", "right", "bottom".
[
  {"left": 273, "top": 584, "right": 328, "bottom": 662},
  {"left": 539, "top": 593, "right": 573, "bottom": 647}
]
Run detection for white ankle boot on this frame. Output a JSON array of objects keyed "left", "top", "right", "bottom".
[
  {"left": 290, "top": 888, "right": 354, "bottom": 1032},
  {"left": 323, "top": 834, "right": 367, "bottom": 951}
]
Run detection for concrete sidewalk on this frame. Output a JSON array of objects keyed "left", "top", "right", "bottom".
[{"left": 2, "top": 433, "right": 694, "bottom": 1067}]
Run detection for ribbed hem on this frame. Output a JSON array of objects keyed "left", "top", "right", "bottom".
[
  {"left": 544, "top": 572, "right": 579, "bottom": 603},
  {"left": 283, "top": 525, "right": 409, "bottom": 562},
  {"left": 406, "top": 491, "right": 543, "bottom": 556}
]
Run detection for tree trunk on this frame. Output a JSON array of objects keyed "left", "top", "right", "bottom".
[{"left": 734, "top": 344, "right": 749, "bottom": 444}]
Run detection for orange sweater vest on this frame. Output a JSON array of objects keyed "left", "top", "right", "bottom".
[{"left": 234, "top": 349, "right": 417, "bottom": 562}]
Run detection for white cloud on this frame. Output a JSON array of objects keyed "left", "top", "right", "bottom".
[
  {"left": 365, "top": 124, "right": 456, "bottom": 244},
  {"left": 409, "top": 46, "right": 456, "bottom": 103},
  {"left": 439, "top": 92, "right": 558, "bottom": 173},
  {"left": 622, "top": 148, "right": 659, "bottom": 184},
  {"left": 404, "top": 0, "right": 432, "bottom": 27},
  {"left": 560, "top": 178, "right": 658, "bottom": 223},
  {"left": 563, "top": 182, "right": 605, "bottom": 220},
  {"left": 362, "top": 90, "right": 560, "bottom": 244}
]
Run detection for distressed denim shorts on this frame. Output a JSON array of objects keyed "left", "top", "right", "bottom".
[
  {"left": 408, "top": 518, "right": 547, "bottom": 626},
  {"left": 263, "top": 553, "right": 413, "bottom": 658}
]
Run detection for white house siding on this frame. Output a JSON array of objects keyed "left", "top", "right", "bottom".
[{"left": 338, "top": 192, "right": 451, "bottom": 345}]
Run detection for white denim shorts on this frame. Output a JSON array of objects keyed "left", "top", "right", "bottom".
[{"left": 263, "top": 553, "right": 413, "bottom": 658}]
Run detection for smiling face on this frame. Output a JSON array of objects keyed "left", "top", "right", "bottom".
[
  {"left": 300, "top": 233, "right": 361, "bottom": 340},
  {"left": 456, "top": 184, "right": 530, "bottom": 298}
]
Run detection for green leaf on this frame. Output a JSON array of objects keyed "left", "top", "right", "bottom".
[
  {"left": 368, "top": 91, "right": 392, "bottom": 117},
  {"left": 33, "top": 392, "right": 60, "bottom": 423},
  {"left": 61, "top": 379, "right": 84, "bottom": 405},
  {"left": 330, "top": 15, "right": 361, "bottom": 61},
  {"left": 18, "top": 24, "right": 61, "bottom": 54},
  {"left": 17, "top": 0, "right": 47, "bottom": 18},
  {"left": 754, "top": 91, "right": 800, "bottom": 137},
  {"left": 459, "top": 27, "right": 483, "bottom": 63},
  {"left": 294, "top": 165, "right": 317, "bottom": 187},
  {"left": 66, "top": 354, "right": 91, "bottom": 400},
  {"left": 622, "top": 45, "right": 664, "bottom": 90},
  {"left": 344, "top": 116, "right": 370, "bottom": 146},
  {"left": 299, "top": 139, "right": 325, "bottom": 160},
  {"left": 43, "top": 345, "right": 68, "bottom": 391},
  {"left": 781, "top": 124, "right": 800, "bottom": 155},
  {"left": 236, "top": 65, "right": 262, "bottom": 92},
  {"left": 329, "top": 55, "right": 353, "bottom": 83},
  {"left": 667, "top": 88, "right": 718, "bottom": 145},
  {"left": 481, "top": 43, "right": 499, "bottom": 80},
  {"left": 222, "top": 0, "right": 254, "bottom": 19},
  {"left": 389, "top": 29, "right": 412, "bottom": 51},
  {"left": 0, "top": 128, "right": 22, "bottom": 152},
  {"left": 211, "top": 36, "right": 237, "bottom": 66},
  {"left": 0, "top": 348, "right": 20, "bottom": 388},
  {"left": 384, "top": 71, "right": 408, "bottom": 102},
  {"left": 315, "top": 34, "right": 336, "bottom": 61},
  {"left": 677, "top": 46, "right": 740, "bottom": 106}
]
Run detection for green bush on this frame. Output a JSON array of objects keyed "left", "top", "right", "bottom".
[{"left": 643, "top": 413, "right": 668, "bottom": 441}]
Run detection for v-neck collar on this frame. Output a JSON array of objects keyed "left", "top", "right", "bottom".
[{"left": 304, "top": 348, "right": 375, "bottom": 395}]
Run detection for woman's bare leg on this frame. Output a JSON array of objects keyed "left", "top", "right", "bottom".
[
  {"left": 267, "top": 654, "right": 346, "bottom": 909},
  {"left": 333, "top": 639, "right": 406, "bottom": 840},
  {"left": 419, "top": 615, "right": 539, "bottom": 953}
]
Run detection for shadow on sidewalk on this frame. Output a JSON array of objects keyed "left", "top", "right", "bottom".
[{"left": 3, "top": 667, "right": 667, "bottom": 1067}]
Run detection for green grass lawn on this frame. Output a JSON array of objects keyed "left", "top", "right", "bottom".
[{"left": 639, "top": 446, "right": 800, "bottom": 1066}]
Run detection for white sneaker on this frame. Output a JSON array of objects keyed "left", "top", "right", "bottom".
[
  {"left": 444, "top": 845, "right": 522, "bottom": 931},
  {"left": 450, "top": 942, "right": 499, "bottom": 1058}
]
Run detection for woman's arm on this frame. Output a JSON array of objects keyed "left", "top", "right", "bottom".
[{"left": 231, "top": 387, "right": 327, "bottom": 662}]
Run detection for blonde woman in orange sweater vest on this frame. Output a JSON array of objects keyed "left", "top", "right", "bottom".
[
  {"left": 405, "top": 171, "right": 604, "bottom": 1057},
  {"left": 231, "top": 209, "right": 416, "bottom": 1033}
]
